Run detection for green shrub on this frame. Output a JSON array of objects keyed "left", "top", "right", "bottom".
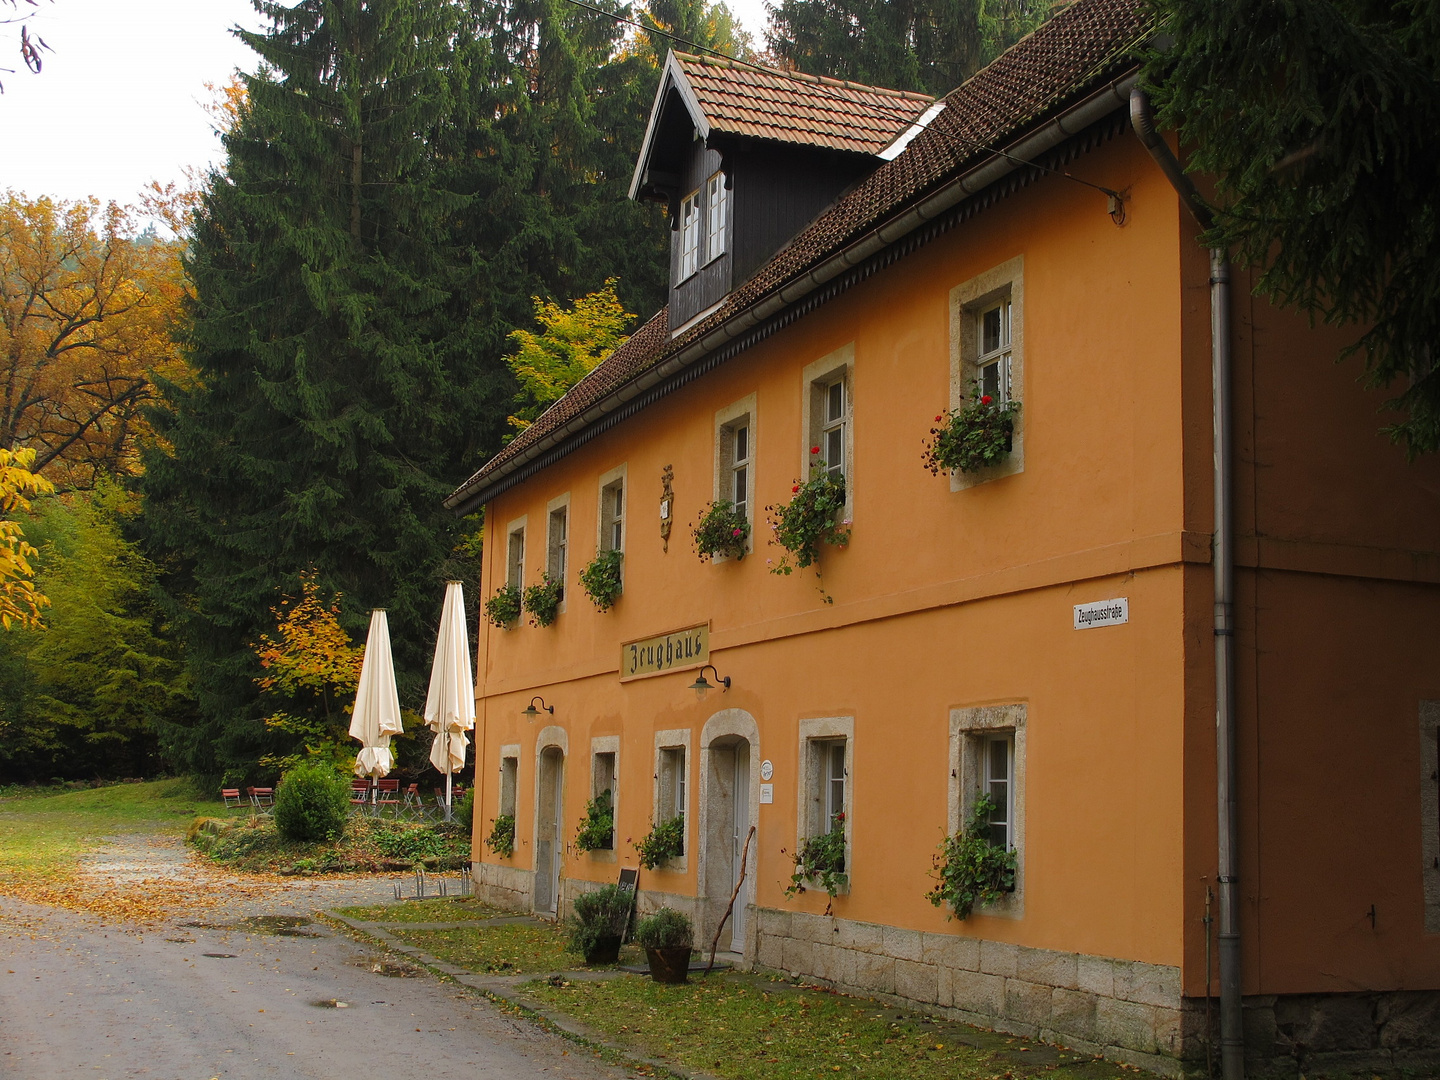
[
  {"left": 273, "top": 761, "right": 350, "bottom": 842},
  {"left": 578, "top": 549, "right": 624, "bottom": 612},
  {"left": 484, "top": 582, "right": 522, "bottom": 628},
  {"left": 634, "top": 906, "right": 692, "bottom": 949},
  {"left": 634, "top": 813, "right": 684, "bottom": 869},
  {"left": 486, "top": 813, "right": 516, "bottom": 857},
  {"left": 574, "top": 789, "right": 614, "bottom": 852},
  {"left": 926, "top": 794, "right": 1016, "bottom": 918},
  {"left": 373, "top": 820, "right": 453, "bottom": 862},
  {"left": 567, "top": 883, "right": 632, "bottom": 955},
  {"left": 454, "top": 786, "right": 476, "bottom": 829},
  {"left": 786, "top": 815, "right": 848, "bottom": 899},
  {"left": 523, "top": 574, "right": 563, "bottom": 627}
]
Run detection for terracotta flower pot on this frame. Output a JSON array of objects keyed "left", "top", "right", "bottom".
[
  {"left": 584, "top": 934, "right": 622, "bottom": 965},
  {"left": 644, "top": 945, "right": 692, "bottom": 984}
]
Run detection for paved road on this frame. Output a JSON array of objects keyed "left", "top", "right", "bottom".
[{"left": 0, "top": 900, "right": 633, "bottom": 1080}]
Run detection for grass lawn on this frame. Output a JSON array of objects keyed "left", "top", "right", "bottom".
[
  {"left": 391, "top": 922, "right": 578, "bottom": 974},
  {"left": 524, "top": 972, "right": 1138, "bottom": 1080},
  {"left": 333, "top": 897, "right": 506, "bottom": 923},
  {"left": 0, "top": 779, "right": 217, "bottom": 883}
]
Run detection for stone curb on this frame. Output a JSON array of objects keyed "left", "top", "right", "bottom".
[{"left": 324, "top": 912, "right": 722, "bottom": 1080}]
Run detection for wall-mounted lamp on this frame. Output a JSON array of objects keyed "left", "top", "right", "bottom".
[
  {"left": 687, "top": 664, "right": 731, "bottom": 701},
  {"left": 522, "top": 696, "right": 554, "bottom": 720}
]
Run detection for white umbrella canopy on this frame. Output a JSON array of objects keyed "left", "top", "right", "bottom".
[
  {"left": 350, "top": 609, "right": 405, "bottom": 779},
  {"left": 424, "top": 581, "right": 476, "bottom": 813}
]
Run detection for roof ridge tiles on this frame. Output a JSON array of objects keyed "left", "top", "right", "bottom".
[{"left": 673, "top": 50, "right": 935, "bottom": 103}]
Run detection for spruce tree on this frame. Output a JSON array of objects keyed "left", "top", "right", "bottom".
[
  {"left": 765, "top": 0, "right": 1053, "bottom": 96},
  {"left": 142, "top": 0, "right": 507, "bottom": 779}
]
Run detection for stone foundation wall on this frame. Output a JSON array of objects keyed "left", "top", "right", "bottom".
[
  {"left": 754, "top": 907, "right": 1194, "bottom": 1077},
  {"left": 470, "top": 860, "right": 531, "bottom": 911},
  {"left": 1239, "top": 990, "right": 1440, "bottom": 1077}
]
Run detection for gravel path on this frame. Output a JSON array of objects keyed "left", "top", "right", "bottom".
[{"left": 0, "top": 833, "right": 637, "bottom": 1080}]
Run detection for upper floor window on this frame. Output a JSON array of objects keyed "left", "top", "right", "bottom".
[
  {"left": 547, "top": 503, "right": 568, "bottom": 600},
  {"left": 706, "top": 171, "right": 728, "bottom": 262},
  {"left": 983, "top": 732, "right": 1015, "bottom": 849},
  {"left": 820, "top": 377, "right": 847, "bottom": 480},
  {"left": 729, "top": 420, "right": 751, "bottom": 519},
  {"left": 600, "top": 476, "right": 624, "bottom": 553},
  {"left": 680, "top": 190, "right": 701, "bottom": 280},
  {"left": 978, "top": 299, "right": 1013, "bottom": 404},
  {"left": 506, "top": 525, "right": 525, "bottom": 587}
]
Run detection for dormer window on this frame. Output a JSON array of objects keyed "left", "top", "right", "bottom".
[
  {"left": 706, "top": 171, "right": 728, "bottom": 262},
  {"left": 680, "top": 190, "right": 701, "bottom": 280}
]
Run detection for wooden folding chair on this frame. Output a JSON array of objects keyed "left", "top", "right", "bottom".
[
  {"left": 221, "top": 788, "right": 245, "bottom": 810},
  {"left": 248, "top": 786, "right": 275, "bottom": 815},
  {"left": 374, "top": 777, "right": 401, "bottom": 817}
]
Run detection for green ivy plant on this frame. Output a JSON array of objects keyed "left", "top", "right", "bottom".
[
  {"left": 766, "top": 450, "right": 850, "bottom": 602},
  {"left": 691, "top": 500, "right": 750, "bottom": 561},
  {"left": 922, "top": 390, "right": 1021, "bottom": 475},
  {"left": 579, "top": 549, "right": 624, "bottom": 613},
  {"left": 484, "top": 582, "right": 522, "bottom": 628},
  {"left": 574, "top": 789, "right": 615, "bottom": 852},
  {"left": 785, "top": 813, "right": 847, "bottom": 902},
  {"left": 486, "top": 813, "right": 516, "bottom": 858},
  {"left": 522, "top": 573, "right": 563, "bottom": 627},
  {"left": 634, "top": 813, "right": 685, "bottom": 869},
  {"left": 926, "top": 794, "right": 1017, "bottom": 919}
]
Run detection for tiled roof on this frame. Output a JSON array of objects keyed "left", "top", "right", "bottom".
[
  {"left": 673, "top": 52, "right": 935, "bottom": 156},
  {"left": 447, "top": 0, "right": 1153, "bottom": 511}
]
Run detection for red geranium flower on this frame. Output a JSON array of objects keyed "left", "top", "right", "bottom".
[
  {"left": 731, "top": 527, "right": 742, "bottom": 537},
  {"left": 981, "top": 395, "right": 992, "bottom": 405},
  {"left": 810, "top": 446, "right": 820, "bottom": 454},
  {"left": 935, "top": 414, "right": 943, "bottom": 422}
]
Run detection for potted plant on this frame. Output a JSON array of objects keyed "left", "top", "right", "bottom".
[
  {"left": 634, "top": 906, "right": 693, "bottom": 983},
  {"left": 925, "top": 794, "right": 1016, "bottom": 918},
  {"left": 574, "top": 789, "right": 614, "bottom": 852},
  {"left": 484, "top": 582, "right": 522, "bottom": 629},
  {"left": 785, "top": 813, "right": 848, "bottom": 907},
  {"left": 765, "top": 449, "right": 850, "bottom": 602},
  {"left": 578, "top": 549, "right": 624, "bottom": 612},
  {"left": 485, "top": 813, "right": 515, "bottom": 857},
  {"left": 522, "top": 573, "right": 563, "bottom": 627},
  {"left": 922, "top": 390, "right": 1021, "bottom": 476},
  {"left": 691, "top": 500, "right": 750, "bottom": 561},
  {"left": 567, "top": 883, "right": 631, "bottom": 965},
  {"left": 634, "top": 814, "right": 684, "bottom": 869}
]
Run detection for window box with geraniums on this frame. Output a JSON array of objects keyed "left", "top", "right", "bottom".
[
  {"left": 766, "top": 449, "right": 850, "bottom": 602},
  {"left": 484, "top": 582, "right": 522, "bottom": 629},
  {"left": 691, "top": 500, "right": 750, "bottom": 561},
  {"left": 579, "top": 549, "right": 623, "bottom": 613},
  {"left": 785, "top": 812, "right": 848, "bottom": 911},
  {"left": 634, "top": 813, "right": 684, "bottom": 869},
  {"left": 925, "top": 794, "right": 1016, "bottom": 918},
  {"left": 922, "top": 389, "right": 1021, "bottom": 476},
  {"left": 574, "top": 788, "right": 615, "bottom": 852},
  {"left": 485, "top": 813, "right": 516, "bottom": 858},
  {"left": 522, "top": 574, "right": 563, "bottom": 627}
]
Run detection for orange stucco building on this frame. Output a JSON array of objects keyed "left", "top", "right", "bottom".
[{"left": 446, "top": 2, "right": 1440, "bottom": 1074}]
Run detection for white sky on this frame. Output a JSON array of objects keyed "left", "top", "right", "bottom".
[{"left": 0, "top": 0, "right": 771, "bottom": 217}]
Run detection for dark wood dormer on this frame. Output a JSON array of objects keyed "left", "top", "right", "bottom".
[{"left": 631, "top": 52, "right": 935, "bottom": 336}]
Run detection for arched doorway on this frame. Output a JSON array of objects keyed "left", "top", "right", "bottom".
[
  {"left": 700, "top": 709, "right": 759, "bottom": 955},
  {"left": 534, "top": 744, "right": 565, "bottom": 916}
]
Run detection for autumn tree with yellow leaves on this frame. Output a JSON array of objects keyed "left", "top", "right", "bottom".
[
  {"left": 0, "top": 445, "right": 51, "bottom": 630},
  {"left": 1, "top": 192, "right": 188, "bottom": 488}
]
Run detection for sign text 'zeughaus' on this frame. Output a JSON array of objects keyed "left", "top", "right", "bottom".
[
  {"left": 1073, "top": 597, "right": 1129, "bottom": 630},
  {"left": 621, "top": 624, "right": 709, "bottom": 680}
]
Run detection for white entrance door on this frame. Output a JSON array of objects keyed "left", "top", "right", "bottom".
[{"left": 729, "top": 742, "right": 750, "bottom": 947}]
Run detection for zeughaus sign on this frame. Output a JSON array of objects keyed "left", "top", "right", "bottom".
[
  {"left": 1073, "top": 597, "right": 1129, "bottom": 629},
  {"left": 621, "top": 624, "right": 709, "bottom": 680}
]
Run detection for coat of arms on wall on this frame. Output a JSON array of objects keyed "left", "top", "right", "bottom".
[{"left": 660, "top": 464, "right": 674, "bottom": 552}]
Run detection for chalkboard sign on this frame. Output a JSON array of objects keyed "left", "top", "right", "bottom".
[{"left": 617, "top": 867, "right": 639, "bottom": 943}]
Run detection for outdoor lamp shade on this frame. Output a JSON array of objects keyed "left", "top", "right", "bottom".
[{"left": 350, "top": 609, "right": 405, "bottom": 778}]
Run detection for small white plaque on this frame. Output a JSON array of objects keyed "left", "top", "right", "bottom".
[
  {"left": 759, "top": 783, "right": 774, "bottom": 804},
  {"left": 760, "top": 759, "right": 774, "bottom": 781},
  {"left": 1074, "top": 597, "right": 1129, "bottom": 629}
]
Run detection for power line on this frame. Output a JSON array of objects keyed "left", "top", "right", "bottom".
[{"left": 561, "top": 0, "right": 1128, "bottom": 204}]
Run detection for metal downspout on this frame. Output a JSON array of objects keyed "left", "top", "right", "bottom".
[{"left": 1129, "top": 87, "right": 1243, "bottom": 1080}]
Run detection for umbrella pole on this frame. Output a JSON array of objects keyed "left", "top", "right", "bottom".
[{"left": 445, "top": 730, "right": 453, "bottom": 822}]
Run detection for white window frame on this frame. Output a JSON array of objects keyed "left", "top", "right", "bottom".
[
  {"left": 976, "top": 299, "right": 1013, "bottom": 405},
  {"left": 589, "top": 735, "right": 619, "bottom": 861},
  {"left": 705, "top": 171, "right": 729, "bottom": 263},
  {"left": 596, "top": 463, "right": 627, "bottom": 556},
  {"left": 950, "top": 256, "right": 1024, "bottom": 490},
  {"left": 797, "top": 715, "right": 854, "bottom": 888},
  {"left": 949, "top": 703, "right": 1026, "bottom": 916},
  {"left": 679, "top": 190, "right": 701, "bottom": 281},
  {"left": 505, "top": 517, "right": 527, "bottom": 590},
  {"left": 713, "top": 394, "right": 758, "bottom": 558},
  {"left": 800, "top": 343, "right": 855, "bottom": 518},
  {"left": 545, "top": 493, "right": 570, "bottom": 612},
  {"left": 652, "top": 728, "right": 692, "bottom": 871}
]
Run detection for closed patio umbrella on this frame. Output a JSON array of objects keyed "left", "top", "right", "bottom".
[
  {"left": 350, "top": 609, "right": 405, "bottom": 781},
  {"left": 424, "top": 581, "right": 475, "bottom": 819}
]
